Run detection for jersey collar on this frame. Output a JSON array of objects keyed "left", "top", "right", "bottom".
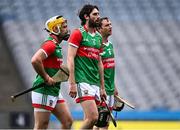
[
  {"left": 50, "top": 34, "right": 59, "bottom": 44},
  {"left": 102, "top": 40, "right": 110, "bottom": 46},
  {"left": 83, "top": 25, "right": 96, "bottom": 33}
]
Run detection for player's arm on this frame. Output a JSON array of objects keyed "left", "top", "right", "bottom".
[
  {"left": 67, "top": 45, "right": 78, "bottom": 98},
  {"left": 114, "top": 84, "right": 119, "bottom": 96},
  {"left": 113, "top": 45, "right": 118, "bottom": 96},
  {"left": 31, "top": 49, "right": 47, "bottom": 79},
  {"left": 67, "top": 29, "right": 82, "bottom": 98},
  {"left": 31, "top": 42, "right": 55, "bottom": 85},
  {"left": 98, "top": 56, "right": 107, "bottom": 99}
]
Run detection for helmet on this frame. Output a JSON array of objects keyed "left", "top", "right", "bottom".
[
  {"left": 45, "top": 15, "right": 67, "bottom": 35},
  {"left": 113, "top": 96, "right": 125, "bottom": 111}
]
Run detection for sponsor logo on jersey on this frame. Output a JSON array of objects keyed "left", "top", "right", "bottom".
[
  {"left": 102, "top": 58, "right": 115, "bottom": 68},
  {"left": 77, "top": 46, "right": 100, "bottom": 60}
]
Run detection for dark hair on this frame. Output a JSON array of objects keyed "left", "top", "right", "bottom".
[
  {"left": 79, "top": 4, "right": 99, "bottom": 25},
  {"left": 99, "top": 17, "right": 109, "bottom": 28}
]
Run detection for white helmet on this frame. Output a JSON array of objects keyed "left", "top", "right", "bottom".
[{"left": 45, "top": 15, "right": 67, "bottom": 35}]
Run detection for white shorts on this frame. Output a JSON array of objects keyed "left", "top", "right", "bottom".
[
  {"left": 32, "top": 91, "right": 65, "bottom": 112},
  {"left": 100, "top": 95, "right": 114, "bottom": 110},
  {"left": 75, "top": 82, "right": 101, "bottom": 104}
]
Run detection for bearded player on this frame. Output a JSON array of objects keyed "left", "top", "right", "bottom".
[
  {"left": 67, "top": 4, "right": 107, "bottom": 129},
  {"left": 31, "top": 15, "right": 73, "bottom": 129}
]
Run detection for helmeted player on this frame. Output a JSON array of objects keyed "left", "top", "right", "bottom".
[{"left": 31, "top": 15, "right": 73, "bottom": 130}]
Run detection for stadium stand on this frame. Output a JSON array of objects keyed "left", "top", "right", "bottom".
[
  {"left": 0, "top": 19, "right": 33, "bottom": 128},
  {"left": 0, "top": 0, "right": 180, "bottom": 124}
]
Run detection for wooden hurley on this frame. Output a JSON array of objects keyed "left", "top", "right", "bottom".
[
  {"left": 115, "top": 95, "right": 135, "bottom": 109},
  {"left": 102, "top": 97, "right": 117, "bottom": 127},
  {"left": 11, "top": 65, "right": 69, "bottom": 102}
]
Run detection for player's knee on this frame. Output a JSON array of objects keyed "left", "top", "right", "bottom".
[
  {"left": 61, "top": 117, "right": 73, "bottom": 128},
  {"left": 93, "top": 116, "right": 99, "bottom": 124},
  {"left": 65, "top": 118, "right": 73, "bottom": 128},
  {"left": 34, "top": 120, "right": 49, "bottom": 129},
  {"left": 89, "top": 114, "right": 99, "bottom": 125}
]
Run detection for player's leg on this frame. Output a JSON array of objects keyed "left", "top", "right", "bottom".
[
  {"left": 52, "top": 94, "right": 73, "bottom": 129},
  {"left": 100, "top": 127, "right": 109, "bottom": 130},
  {"left": 94, "top": 124, "right": 109, "bottom": 130},
  {"left": 80, "top": 99, "right": 99, "bottom": 129},
  {"left": 33, "top": 110, "right": 51, "bottom": 129},
  {"left": 93, "top": 125, "right": 99, "bottom": 130},
  {"left": 32, "top": 91, "right": 58, "bottom": 129},
  {"left": 94, "top": 95, "right": 114, "bottom": 130},
  {"left": 75, "top": 83, "right": 100, "bottom": 129},
  {"left": 93, "top": 109, "right": 110, "bottom": 130},
  {"left": 101, "top": 95, "right": 114, "bottom": 130}
]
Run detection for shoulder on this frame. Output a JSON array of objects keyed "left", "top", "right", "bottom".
[
  {"left": 42, "top": 40, "right": 55, "bottom": 46},
  {"left": 68, "top": 28, "right": 82, "bottom": 47},
  {"left": 79, "top": 26, "right": 86, "bottom": 33},
  {"left": 72, "top": 28, "right": 82, "bottom": 36},
  {"left": 41, "top": 40, "right": 56, "bottom": 52},
  {"left": 69, "top": 28, "right": 83, "bottom": 39},
  {"left": 108, "top": 40, "right": 113, "bottom": 45},
  {"left": 108, "top": 41, "right": 114, "bottom": 50},
  {"left": 96, "top": 31, "right": 102, "bottom": 38}
]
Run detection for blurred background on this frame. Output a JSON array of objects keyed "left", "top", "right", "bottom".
[{"left": 0, "top": 0, "right": 180, "bottom": 129}]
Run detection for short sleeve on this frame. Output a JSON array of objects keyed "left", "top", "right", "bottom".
[
  {"left": 68, "top": 29, "right": 82, "bottom": 48},
  {"left": 41, "top": 41, "right": 56, "bottom": 56}
]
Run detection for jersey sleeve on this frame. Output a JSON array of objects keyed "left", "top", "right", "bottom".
[
  {"left": 41, "top": 41, "right": 56, "bottom": 57},
  {"left": 68, "top": 29, "right": 82, "bottom": 48}
]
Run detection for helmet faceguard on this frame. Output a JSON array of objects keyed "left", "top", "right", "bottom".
[{"left": 45, "top": 15, "right": 67, "bottom": 35}]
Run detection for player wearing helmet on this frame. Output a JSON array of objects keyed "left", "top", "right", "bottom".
[
  {"left": 31, "top": 15, "right": 73, "bottom": 130},
  {"left": 44, "top": 15, "right": 70, "bottom": 40}
]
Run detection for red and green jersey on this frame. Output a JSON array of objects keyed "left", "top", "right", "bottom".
[
  {"left": 32, "top": 36, "right": 63, "bottom": 96},
  {"left": 101, "top": 41, "right": 115, "bottom": 95},
  {"left": 68, "top": 26, "right": 102, "bottom": 86}
]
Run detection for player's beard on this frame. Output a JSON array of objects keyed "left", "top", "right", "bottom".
[
  {"left": 57, "top": 31, "right": 70, "bottom": 41},
  {"left": 89, "top": 18, "right": 100, "bottom": 28}
]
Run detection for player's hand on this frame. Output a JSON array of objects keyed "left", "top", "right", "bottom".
[
  {"left": 45, "top": 75, "right": 56, "bottom": 86},
  {"left": 69, "top": 83, "right": 77, "bottom": 98},
  {"left": 100, "top": 88, "right": 107, "bottom": 100},
  {"left": 114, "top": 87, "right": 119, "bottom": 96}
]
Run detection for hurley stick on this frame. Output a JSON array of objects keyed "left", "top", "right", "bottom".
[{"left": 11, "top": 65, "right": 69, "bottom": 102}]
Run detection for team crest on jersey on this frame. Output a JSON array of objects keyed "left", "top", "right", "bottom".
[
  {"left": 49, "top": 100, "right": 53, "bottom": 106},
  {"left": 84, "top": 90, "right": 88, "bottom": 95}
]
